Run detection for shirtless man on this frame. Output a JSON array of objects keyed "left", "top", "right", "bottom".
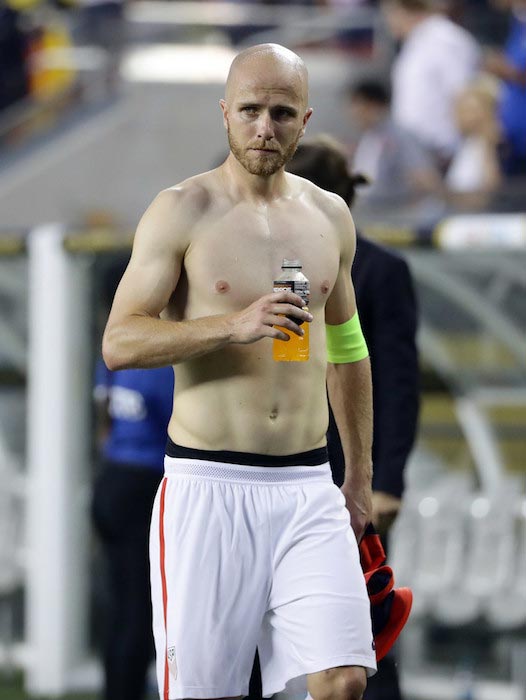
[{"left": 103, "top": 43, "right": 376, "bottom": 700}]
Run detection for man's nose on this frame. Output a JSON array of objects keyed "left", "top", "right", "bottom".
[{"left": 257, "top": 112, "right": 275, "bottom": 140}]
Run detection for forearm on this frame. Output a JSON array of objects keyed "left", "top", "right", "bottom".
[
  {"left": 103, "top": 313, "right": 233, "bottom": 370},
  {"left": 326, "top": 357, "right": 373, "bottom": 487},
  {"left": 103, "top": 289, "right": 311, "bottom": 371}
]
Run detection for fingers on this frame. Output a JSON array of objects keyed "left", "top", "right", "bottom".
[
  {"left": 231, "top": 292, "right": 313, "bottom": 345},
  {"left": 269, "top": 304, "right": 313, "bottom": 326},
  {"left": 271, "top": 326, "right": 292, "bottom": 342},
  {"left": 267, "top": 317, "right": 303, "bottom": 340},
  {"left": 272, "top": 303, "right": 313, "bottom": 322},
  {"left": 341, "top": 485, "right": 373, "bottom": 543},
  {"left": 270, "top": 315, "right": 310, "bottom": 339},
  {"left": 270, "top": 290, "right": 307, "bottom": 308},
  {"left": 352, "top": 518, "right": 368, "bottom": 544},
  {"left": 264, "top": 296, "right": 312, "bottom": 339}
]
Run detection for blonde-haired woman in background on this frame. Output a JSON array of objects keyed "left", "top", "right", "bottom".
[{"left": 446, "top": 77, "right": 503, "bottom": 208}]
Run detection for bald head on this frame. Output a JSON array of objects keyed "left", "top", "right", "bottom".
[
  {"left": 225, "top": 43, "right": 309, "bottom": 108},
  {"left": 220, "top": 44, "right": 313, "bottom": 177}
]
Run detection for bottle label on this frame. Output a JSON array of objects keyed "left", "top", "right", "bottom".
[{"left": 273, "top": 280, "right": 310, "bottom": 306}]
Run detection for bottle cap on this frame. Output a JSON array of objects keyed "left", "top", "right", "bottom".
[{"left": 281, "top": 258, "right": 302, "bottom": 269}]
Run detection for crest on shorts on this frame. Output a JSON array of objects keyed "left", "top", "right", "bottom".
[{"left": 167, "top": 646, "right": 177, "bottom": 679}]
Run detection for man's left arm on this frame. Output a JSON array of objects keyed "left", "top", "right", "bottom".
[{"left": 325, "top": 203, "right": 373, "bottom": 542}]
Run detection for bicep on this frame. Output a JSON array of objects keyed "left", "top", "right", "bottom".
[
  {"left": 109, "top": 250, "right": 181, "bottom": 322},
  {"left": 107, "top": 191, "right": 185, "bottom": 324},
  {"left": 325, "top": 208, "right": 357, "bottom": 325}
]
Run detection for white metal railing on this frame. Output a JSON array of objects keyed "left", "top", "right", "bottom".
[{"left": 25, "top": 225, "right": 92, "bottom": 696}]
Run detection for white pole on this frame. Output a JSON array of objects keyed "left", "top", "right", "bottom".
[{"left": 25, "top": 225, "right": 92, "bottom": 696}]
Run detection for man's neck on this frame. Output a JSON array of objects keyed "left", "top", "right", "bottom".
[{"left": 222, "top": 155, "right": 289, "bottom": 203}]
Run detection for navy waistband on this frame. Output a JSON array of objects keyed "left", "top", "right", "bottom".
[{"left": 165, "top": 437, "right": 328, "bottom": 468}]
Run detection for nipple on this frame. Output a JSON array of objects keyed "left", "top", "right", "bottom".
[
  {"left": 320, "top": 280, "right": 330, "bottom": 295},
  {"left": 215, "top": 280, "right": 231, "bottom": 294}
]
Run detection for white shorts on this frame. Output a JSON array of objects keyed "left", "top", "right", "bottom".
[{"left": 150, "top": 455, "right": 376, "bottom": 700}]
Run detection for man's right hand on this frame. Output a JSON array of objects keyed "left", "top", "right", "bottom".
[{"left": 228, "top": 290, "right": 313, "bottom": 344}]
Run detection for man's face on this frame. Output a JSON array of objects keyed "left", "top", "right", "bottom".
[{"left": 220, "top": 56, "right": 312, "bottom": 177}]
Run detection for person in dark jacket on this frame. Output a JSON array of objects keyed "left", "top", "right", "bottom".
[{"left": 287, "top": 135, "right": 420, "bottom": 700}]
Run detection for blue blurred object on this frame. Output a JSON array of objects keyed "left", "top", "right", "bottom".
[{"left": 94, "top": 361, "right": 174, "bottom": 471}]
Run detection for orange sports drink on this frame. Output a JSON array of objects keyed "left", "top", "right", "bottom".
[{"left": 273, "top": 259, "right": 310, "bottom": 362}]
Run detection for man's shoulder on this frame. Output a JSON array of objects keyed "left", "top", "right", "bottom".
[
  {"left": 159, "top": 170, "right": 218, "bottom": 216},
  {"left": 136, "top": 172, "right": 220, "bottom": 249},
  {"left": 287, "top": 172, "right": 350, "bottom": 219}
]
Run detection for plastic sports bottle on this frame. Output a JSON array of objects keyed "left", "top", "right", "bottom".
[{"left": 273, "top": 259, "right": 310, "bottom": 362}]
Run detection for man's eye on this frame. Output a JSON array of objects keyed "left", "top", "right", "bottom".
[
  {"left": 242, "top": 106, "right": 258, "bottom": 115},
  {"left": 274, "top": 108, "right": 294, "bottom": 120}
]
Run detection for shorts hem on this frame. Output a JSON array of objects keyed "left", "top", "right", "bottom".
[{"left": 263, "top": 654, "right": 377, "bottom": 697}]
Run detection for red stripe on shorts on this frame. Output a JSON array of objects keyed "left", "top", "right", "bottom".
[{"left": 159, "top": 477, "right": 169, "bottom": 700}]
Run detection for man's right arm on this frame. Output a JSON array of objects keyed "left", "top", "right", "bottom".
[{"left": 102, "top": 188, "right": 311, "bottom": 370}]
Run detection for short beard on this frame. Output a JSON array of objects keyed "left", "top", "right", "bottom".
[{"left": 227, "top": 126, "right": 302, "bottom": 176}]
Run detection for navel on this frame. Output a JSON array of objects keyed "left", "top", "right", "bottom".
[
  {"left": 215, "top": 280, "right": 231, "bottom": 294},
  {"left": 320, "top": 280, "right": 330, "bottom": 295},
  {"left": 269, "top": 407, "right": 279, "bottom": 421}
]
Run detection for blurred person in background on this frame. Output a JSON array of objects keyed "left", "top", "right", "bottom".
[
  {"left": 381, "top": 0, "right": 480, "bottom": 170},
  {"left": 285, "top": 135, "right": 420, "bottom": 700},
  {"left": 484, "top": 0, "right": 526, "bottom": 175},
  {"left": 344, "top": 79, "right": 442, "bottom": 211},
  {"left": 445, "top": 77, "right": 503, "bottom": 207},
  {"left": 93, "top": 263, "right": 174, "bottom": 700},
  {"left": 0, "top": 1, "right": 30, "bottom": 113},
  {"left": 73, "top": 0, "right": 126, "bottom": 95}
]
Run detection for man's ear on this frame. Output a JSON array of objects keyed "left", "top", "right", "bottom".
[
  {"left": 300, "top": 107, "right": 314, "bottom": 137},
  {"left": 219, "top": 99, "right": 229, "bottom": 130}
]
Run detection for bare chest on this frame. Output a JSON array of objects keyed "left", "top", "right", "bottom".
[{"left": 173, "top": 201, "right": 340, "bottom": 318}]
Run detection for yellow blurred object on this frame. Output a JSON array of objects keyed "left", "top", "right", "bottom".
[
  {"left": 6, "top": 0, "right": 42, "bottom": 11},
  {"left": 28, "top": 21, "right": 76, "bottom": 99}
]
